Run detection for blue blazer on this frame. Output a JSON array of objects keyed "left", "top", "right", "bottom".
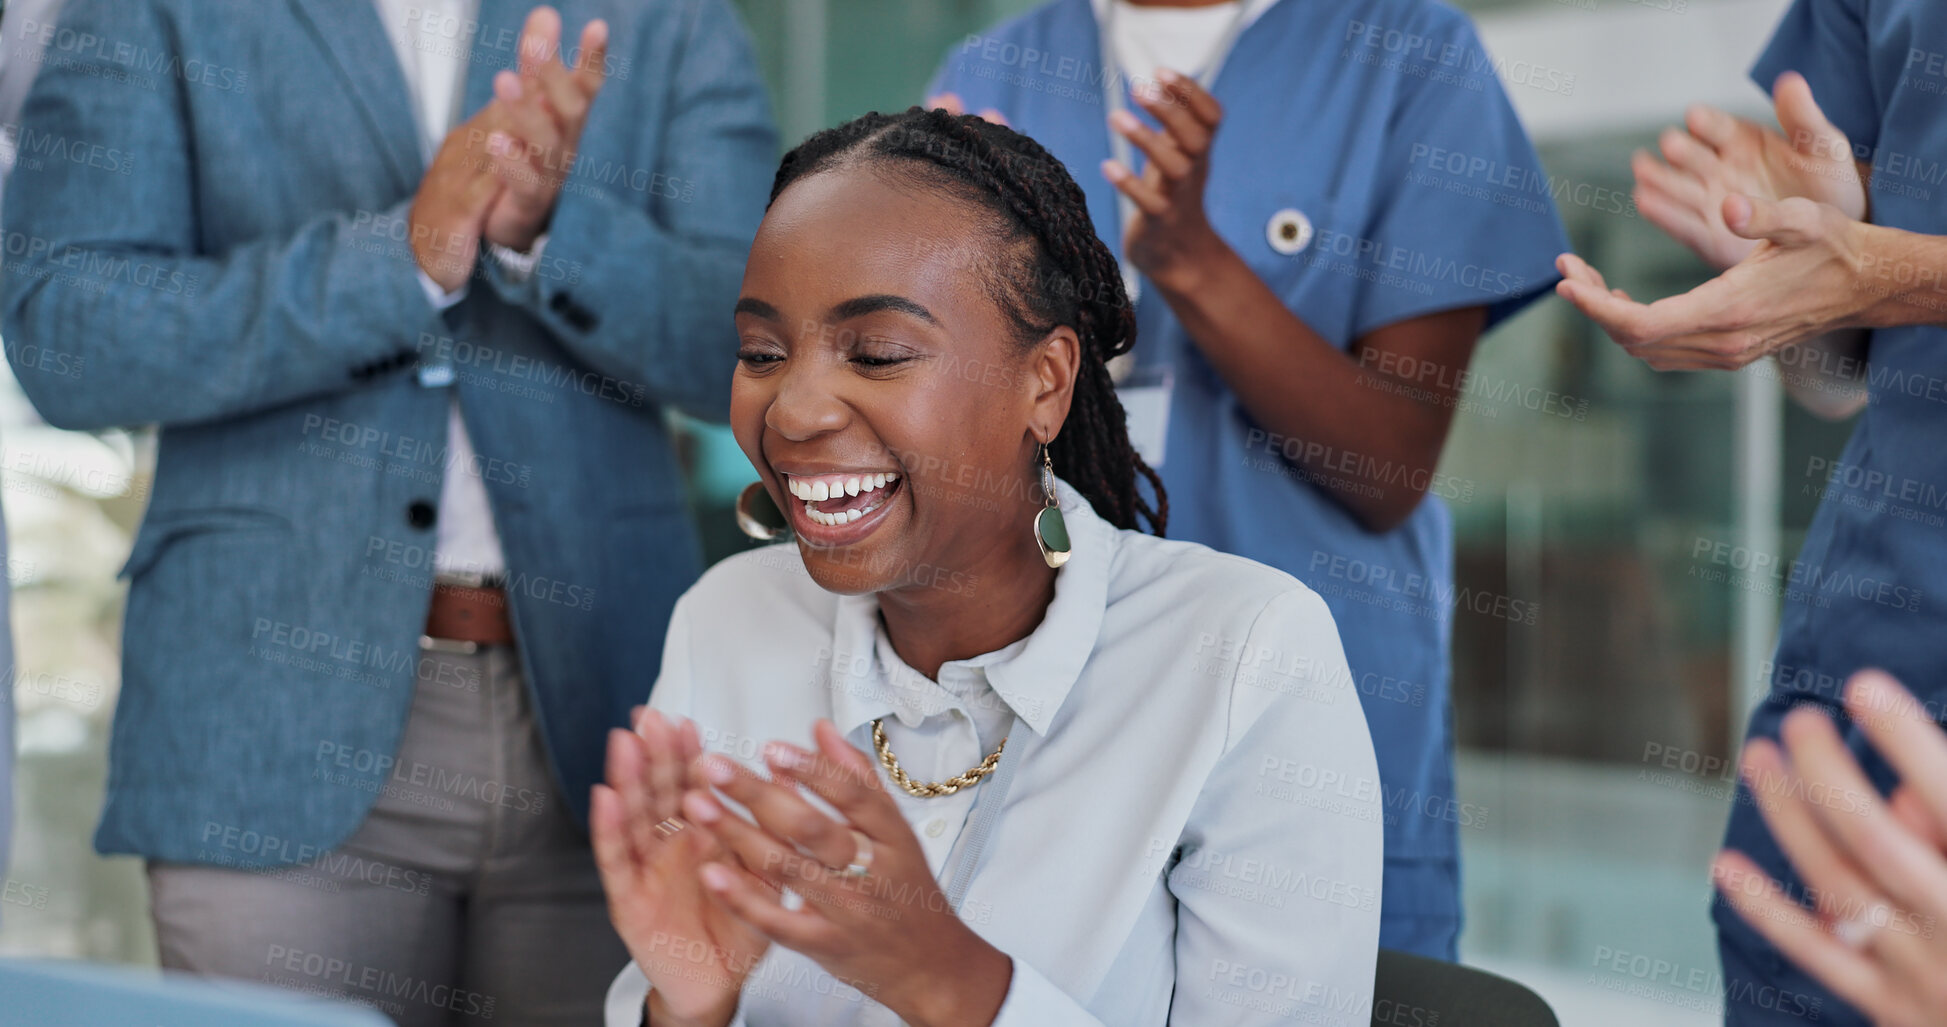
[{"left": 1, "top": 0, "right": 776, "bottom": 864}]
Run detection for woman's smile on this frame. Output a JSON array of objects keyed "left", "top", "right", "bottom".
[{"left": 775, "top": 467, "right": 907, "bottom": 545}]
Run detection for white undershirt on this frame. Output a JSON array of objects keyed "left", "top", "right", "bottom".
[
  {"left": 1093, "top": 0, "right": 1280, "bottom": 86},
  {"left": 373, "top": 0, "right": 507, "bottom": 578}
]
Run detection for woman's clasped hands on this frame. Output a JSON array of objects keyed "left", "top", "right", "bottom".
[{"left": 592, "top": 711, "right": 1013, "bottom": 1027}]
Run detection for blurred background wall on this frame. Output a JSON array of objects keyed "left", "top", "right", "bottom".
[{"left": 0, "top": 0, "right": 1861, "bottom": 1023}]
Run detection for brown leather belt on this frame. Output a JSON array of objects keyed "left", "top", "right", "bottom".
[{"left": 423, "top": 582, "right": 514, "bottom": 648}]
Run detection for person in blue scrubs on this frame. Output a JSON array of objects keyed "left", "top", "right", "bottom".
[
  {"left": 1556, "top": 2, "right": 1947, "bottom": 1021},
  {"left": 930, "top": 0, "right": 1567, "bottom": 958}
]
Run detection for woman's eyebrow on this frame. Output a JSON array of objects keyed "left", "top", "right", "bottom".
[
  {"left": 734, "top": 297, "right": 781, "bottom": 320},
  {"left": 827, "top": 294, "right": 940, "bottom": 326}
]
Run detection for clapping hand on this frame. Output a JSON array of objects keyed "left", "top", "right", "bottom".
[
  {"left": 1715, "top": 671, "right": 1947, "bottom": 1026},
  {"left": 477, "top": 6, "right": 610, "bottom": 252},
  {"left": 592, "top": 709, "right": 769, "bottom": 1027}
]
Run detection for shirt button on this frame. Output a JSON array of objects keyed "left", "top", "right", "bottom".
[
  {"left": 407, "top": 500, "right": 437, "bottom": 530},
  {"left": 925, "top": 818, "right": 946, "bottom": 838}
]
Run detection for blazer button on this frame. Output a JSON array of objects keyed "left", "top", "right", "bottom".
[{"left": 407, "top": 500, "right": 437, "bottom": 530}]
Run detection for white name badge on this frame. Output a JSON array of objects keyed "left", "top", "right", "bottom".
[{"left": 1116, "top": 365, "right": 1174, "bottom": 469}]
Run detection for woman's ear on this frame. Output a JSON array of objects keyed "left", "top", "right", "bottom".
[{"left": 1027, "top": 326, "right": 1081, "bottom": 444}]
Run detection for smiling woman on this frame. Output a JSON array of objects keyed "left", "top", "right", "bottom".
[{"left": 592, "top": 107, "right": 1383, "bottom": 1027}]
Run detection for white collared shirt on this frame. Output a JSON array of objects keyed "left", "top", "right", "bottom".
[
  {"left": 604, "top": 479, "right": 1382, "bottom": 1026},
  {"left": 371, "top": 0, "right": 509, "bottom": 578}
]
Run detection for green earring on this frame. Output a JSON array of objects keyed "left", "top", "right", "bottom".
[
  {"left": 1034, "top": 444, "right": 1071, "bottom": 569},
  {"left": 735, "top": 481, "right": 790, "bottom": 541}
]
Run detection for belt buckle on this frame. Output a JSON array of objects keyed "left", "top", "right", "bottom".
[
  {"left": 419, "top": 634, "right": 480, "bottom": 655},
  {"left": 433, "top": 569, "right": 506, "bottom": 590}
]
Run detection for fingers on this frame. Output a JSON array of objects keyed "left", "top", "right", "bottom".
[
  {"left": 1132, "top": 76, "right": 1213, "bottom": 159},
  {"left": 590, "top": 784, "right": 643, "bottom": 904},
  {"left": 1742, "top": 736, "right": 1887, "bottom": 922},
  {"left": 1773, "top": 71, "right": 1846, "bottom": 160},
  {"left": 706, "top": 748, "right": 860, "bottom": 873},
  {"left": 1889, "top": 786, "right": 1947, "bottom": 851},
  {"left": 976, "top": 107, "right": 1010, "bottom": 127},
  {"left": 531, "top": 52, "right": 593, "bottom": 127},
  {"left": 1154, "top": 68, "right": 1221, "bottom": 128},
  {"left": 698, "top": 860, "right": 830, "bottom": 950},
  {"left": 639, "top": 710, "right": 686, "bottom": 823},
  {"left": 1712, "top": 850, "right": 1888, "bottom": 1015},
  {"left": 682, "top": 780, "right": 806, "bottom": 892},
  {"left": 604, "top": 728, "right": 657, "bottom": 864},
  {"left": 1682, "top": 104, "right": 1742, "bottom": 153},
  {"left": 1778, "top": 706, "right": 1947, "bottom": 921},
  {"left": 1101, "top": 159, "right": 1169, "bottom": 217},
  {"left": 1108, "top": 110, "right": 1192, "bottom": 180},
  {"left": 571, "top": 18, "right": 610, "bottom": 97},
  {"left": 785, "top": 720, "right": 911, "bottom": 843},
  {"left": 926, "top": 92, "right": 965, "bottom": 115},
  {"left": 1657, "top": 127, "right": 1718, "bottom": 180},
  {"left": 1845, "top": 670, "right": 1947, "bottom": 853},
  {"left": 1632, "top": 149, "right": 1711, "bottom": 215},
  {"left": 516, "top": 6, "right": 562, "bottom": 81}
]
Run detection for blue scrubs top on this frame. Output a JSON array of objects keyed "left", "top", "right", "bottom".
[
  {"left": 1718, "top": 2, "right": 1947, "bottom": 1022},
  {"left": 931, "top": 0, "right": 1568, "bottom": 953}
]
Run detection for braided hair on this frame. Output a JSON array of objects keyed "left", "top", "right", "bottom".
[{"left": 767, "top": 106, "right": 1168, "bottom": 537}]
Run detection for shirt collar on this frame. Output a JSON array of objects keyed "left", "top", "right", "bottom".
[{"left": 827, "top": 477, "right": 1112, "bottom": 738}]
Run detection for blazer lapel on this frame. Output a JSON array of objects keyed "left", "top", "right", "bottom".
[{"left": 288, "top": 0, "right": 425, "bottom": 195}]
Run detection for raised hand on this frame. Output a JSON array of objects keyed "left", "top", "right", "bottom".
[
  {"left": 477, "top": 6, "right": 611, "bottom": 252},
  {"left": 1556, "top": 193, "right": 1879, "bottom": 370},
  {"left": 679, "top": 720, "right": 1013, "bottom": 1027},
  {"left": 1632, "top": 71, "right": 1866, "bottom": 270},
  {"left": 1715, "top": 671, "right": 1947, "bottom": 1027},
  {"left": 408, "top": 102, "right": 511, "bottom": 291},
  {"left": 1101, "top": 68, "right": 1226, "bottom": 293},
  {"left": 591, "top": 709, "right": 769, "bottom": 1026}
]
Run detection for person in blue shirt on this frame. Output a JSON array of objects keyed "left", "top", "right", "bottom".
[
  {"left": 928, "top": 0, "right": 1568, "bottom": 958},
  {"left": 1556, "top": 1, "right": 1947, "bottom": 1021}
]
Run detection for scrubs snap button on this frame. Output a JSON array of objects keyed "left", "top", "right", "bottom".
[
  {"left": 1267, "top": 207, "right": 1312, "bottom": 255},
  {"left": 925, "top": 818, "right": 946, "bottom": 838}
]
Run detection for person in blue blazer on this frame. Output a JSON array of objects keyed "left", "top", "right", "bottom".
[{"left": 0, "top": 1, "right": 774, "bottom": 1021}]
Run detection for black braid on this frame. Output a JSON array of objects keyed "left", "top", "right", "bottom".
[{"left": 767, "top": 107, "right": 1169, "bottom": 536}]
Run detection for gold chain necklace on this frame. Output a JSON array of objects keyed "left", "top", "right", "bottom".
[{"left": 870, "top": 718, "right": 1007, "bottom": 798}]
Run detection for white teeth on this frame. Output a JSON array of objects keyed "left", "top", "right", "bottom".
[
  {"left": 785, "top": 472, "right": 903, "bottom": 527},
  {"left": 800, "top": 501, "right": 870, "bottom": 527}
]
